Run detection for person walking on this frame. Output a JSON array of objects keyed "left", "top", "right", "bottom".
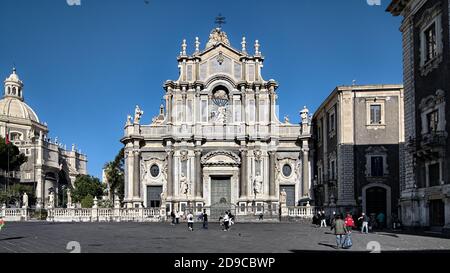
[
  {"left": 175, "top": 210, "right": 180, "bottom": 224},
  {"left": 223, "top": 211, "right": 230, "bottom": 231},
  {"left": 320, "top": 211, "right": 327, "bottom": 227},
  {"left": 358, "top": 212, "right": 369, "bottom": 234},
  {"left": 187, "top": 211, "right": 194, "bottom": 231},
  {"left": 202, "top": 209, "right": 208, "bottom": 229},
  {"left": 331, "top": 214, "right": 348, "bottom": 249},
  {"left": 0, "top": 217, "right": 5, "bottom": 232},
  {"left": 170, "top": 210, "right": 176, "bottom": 225},
  {"left": 329, "top": 211, "right": 337, "bottom": 231},
  {"left": 344, "top": 213, "right": 355, "bottom": 249}
]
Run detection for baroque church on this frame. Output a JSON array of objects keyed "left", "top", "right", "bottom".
[
  {"left": 0, "top": 68, "right": 87, "bottom": 208},
  {"left": 122, "top": 27, "right": 312, "bottom": 215}
]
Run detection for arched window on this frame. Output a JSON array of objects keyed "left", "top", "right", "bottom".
[
  {"left": 7, "top": 86, "right": 11, "bottom": 94},
  {"left": 12, "top": 87, "right": 16, "bottom": 95}
]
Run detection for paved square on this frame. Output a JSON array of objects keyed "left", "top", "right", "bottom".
[{"left": 0, "top": 222, "right": 449, "bottom": 253}]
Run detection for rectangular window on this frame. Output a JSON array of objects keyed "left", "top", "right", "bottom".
[
  {"left": 370, "top": 104, "right": 382, "bottom": 124},
  {"left": 201, "top": 99, "right": 208, "bottom": 122},
  {"left": 186, "top": 99, "right": 193, "bottom": 122},
  {"left": 428, "top": 163, "right": 440, "bottom": 187},
  {"left": 176, "top": 100, "right": 183, "bottom": 123},
  {"left": 427, "top": 110, "right": 439, "bottom": 133},
  {"left": 329, "top": 112, "right": 335, "bottom": 132},
  {"left": 248, "top": 64, "right": 255, "bottom": 82},
  {"left": 425, "top": 23, "right": 437, "bottom": 62},
  {"left": 259, "top": 100, "right": 267, "bottom": 123},
  {"left": 371, "top": 156, "right": 384, "bottom": 177},
  {"left": 186, "top": 65, "right": 193, "bottom": 81},
  {"left": 249, "top": 99, "right": 256, "bottom": 122},
  {"left": 233, "top": 99, "right": 241, "bottom": 123}
]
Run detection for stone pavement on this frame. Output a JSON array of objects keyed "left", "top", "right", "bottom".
[{"left": 0, "top": 221, "right": 450, "bottom": 253}]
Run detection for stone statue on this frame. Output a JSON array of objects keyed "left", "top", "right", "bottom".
[
  {"left": 284, "top": 115, "right": 290, "bottom": 124},
  {"left": 126, "top": 115, "right": 132, "bottom": 125},
  {"left": 134, "top": 105, "right": 144, "bottom": 124},
  {"left": 48, "top": 192, "right": 55, "bottom": 208},
  {"left": 216, "top": 106, "right": 226, "bottom": 123},
  {"left": 180, "top": 173, "right": 189, "bottom": 195},
  {"left": 253, "top": 173, "right": 263, "bottom": 195},
  {"left": 67, "top": 189, "right": 72, "bottom": 208},
  {"left": 280, "top": 189, "right": 287, "bottom": 205},
  {"left": 22, "top": 192, "right": 28, "bottom": 208}
]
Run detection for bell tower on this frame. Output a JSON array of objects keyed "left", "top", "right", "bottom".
[{"left": 4, "top": 67, "right": 24, "bottom": 101}]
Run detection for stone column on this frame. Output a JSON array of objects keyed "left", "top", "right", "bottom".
[
  {"left": 255, "top": 87, "right": 260, "bottom": 123},
  {"left": 241, "top": 87, "right": 246, "bottom": 124},
  {"left": 195, "top": 149, "right": 202, "bottom": 198},
  {"left": 240, "top": 149, "right": 248, "bottom": 198},
  {"left": 133, "top": 150, "right": 140, "bottom": 198},
  {"left": 302, "top": 145, "right": 310, "bottom": 198},
  {"left": 167, "top": 92, "right": 173, "bottom": 124},
  {"left": 269, "top": 151, "right": 276, "bottom": 198},
  {"left": 166, "top": 149, "right": 174, "bottom": 198}
]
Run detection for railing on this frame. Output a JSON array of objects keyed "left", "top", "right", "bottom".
[
  {"left": 139, "top": 124, "right": 301, "bottom": 140},
  {"left": 46, "top": 208, "right": 161, "bottom": 222},
  {"left": 287, "top": 206, "right": 315, "bottom": 218},
  {"left": 0, "top": 208, "right": 29, "bottom": 221}
]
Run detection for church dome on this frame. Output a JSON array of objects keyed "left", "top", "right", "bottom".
[
  {"left": 0, "top": 68, "right": 39, "bottom": 123},
  {"left": 0, "top": 97, "right": 40, "bottom": 122}
]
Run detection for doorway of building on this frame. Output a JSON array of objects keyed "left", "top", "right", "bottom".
[
  {"left": 366, "top": 187, "right": 387, "bottom": 227},
  {"left": 429, "top": 199, "right": 445, "bottom": 227},
  {"left": 279, "top": 185, "right": 295, "bottom": 207},
  {"left": 146, "top": 186, "right": 162, "bottom": 208},
  {"left": 210, "top": 176, "right": 232, "bottom": 220}
]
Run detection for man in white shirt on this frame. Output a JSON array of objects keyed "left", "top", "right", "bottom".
[
  {"left": 187, "top": 211, "right": 194, "bottom": 231},
  {"left": 223, "top": 212, "right": 230, "bottom": 231}
]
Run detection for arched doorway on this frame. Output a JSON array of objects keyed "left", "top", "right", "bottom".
[{"left": 363, "top": 184, "right": 391, "bottom": 229}]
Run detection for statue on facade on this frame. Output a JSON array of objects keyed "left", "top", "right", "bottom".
[
  {"left": 253, "top": 173, "right": 263, "bottom": 195},
  {"left": 206, "top": 28, "right": 230, "bottom": 48},
  {"left": 126, "top": 115, "right": 133, "bottom": 126},
  {"left": 216, "top": 106, "right": 226, "bottom": 123},
  {"left": 280, "top": 189, "right": 287, "bottom": 206},
  {"left": 48, "top": 191, "right": 55, "bottom": 208},
  {"left": 284, "top": 115, "right": 290, "bottom": 124},
  {"left": 67, "top": 189, "right": 72, "bottom": 208},
  {"left": 180, "top": 173, "right": 189, "bottom": 195},
  {"left": 22, "top": 192, "right": 28, "bottom": 208},
  {"left": 141, "top": 161, "right": 151, "bottom": 183},
  {"left": 134, "top": 105, "right": 144, "bottom": 124}
]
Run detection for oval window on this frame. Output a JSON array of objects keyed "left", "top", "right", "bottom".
[
  {"left": 282, "top": 164, "right": 292, "bottom": 177},
  {"left": 150, "top": 164, "right": 160, "bottom": 177}
]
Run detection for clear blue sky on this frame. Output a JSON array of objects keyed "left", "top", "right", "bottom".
[{"left": 0, "top": 0, "right": 403, "bottom": 179}]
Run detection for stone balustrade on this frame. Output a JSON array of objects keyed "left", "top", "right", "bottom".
[
  {"left": 287, "top": 206, "right": 316, "bottom": 218},
  {"left": 46, "top": 208, "right": 161, "bottom": 222},
  {"left": 0, "top": 208, "right": 29, "bottom": 221}
]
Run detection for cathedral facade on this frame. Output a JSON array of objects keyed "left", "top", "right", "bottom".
[
  {"left": 121, "top": 28, "right": 312, "bottom": 215},
  {"left": 0, "top": 68, "right": 87, "bottom": 208}
]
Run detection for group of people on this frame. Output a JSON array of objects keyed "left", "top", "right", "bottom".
[
  {"left": 313, "top": 210, "right": 392, "bottom": 232},
  {"left": 170, "top": 209, "right": 235, "bottom": 232},
  {"left": 219, "top": 210, "right": 234, "bottom": 231}
]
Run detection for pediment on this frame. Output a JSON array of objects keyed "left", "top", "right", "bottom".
[{"left": 201, "top": 150, "right": 241, "bottom": 166}]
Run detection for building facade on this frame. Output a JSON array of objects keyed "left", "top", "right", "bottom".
[
  {"left": 0, "top": 68, "right": 87, "bottom": 208},
  {"left": 121, "top": 28, "right": 312, "bottom": 216},
  {"left": 311, "top": 85, "right": 404, "bottom": 227},
  {"left": 388, "top": 0, "right": 450, "bottom": 231}
]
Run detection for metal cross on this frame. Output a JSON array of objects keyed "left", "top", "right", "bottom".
[{"left": 215, "top": 14, "right": 226, "bottom": 28}]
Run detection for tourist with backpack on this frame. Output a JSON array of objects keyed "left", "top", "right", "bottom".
[
  {"left": 331, "top": 214, "right": 348, "bottom": 249},
  {"left": 343, "top": 213, "right": 355, "bottom": 249}
]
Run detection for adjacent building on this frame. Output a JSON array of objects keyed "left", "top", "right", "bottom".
[
  {"left": 388, "top": 0, "right": 450, "bottom": 231},
  {"left": 121, "top": 27, "right": 312, "bottom": 217},
  {"left": 0, "top": 68, "right": 87, "bottom": 208},
  {"left": 311, "top": 85, "right": 404, "bottom": 227}
]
